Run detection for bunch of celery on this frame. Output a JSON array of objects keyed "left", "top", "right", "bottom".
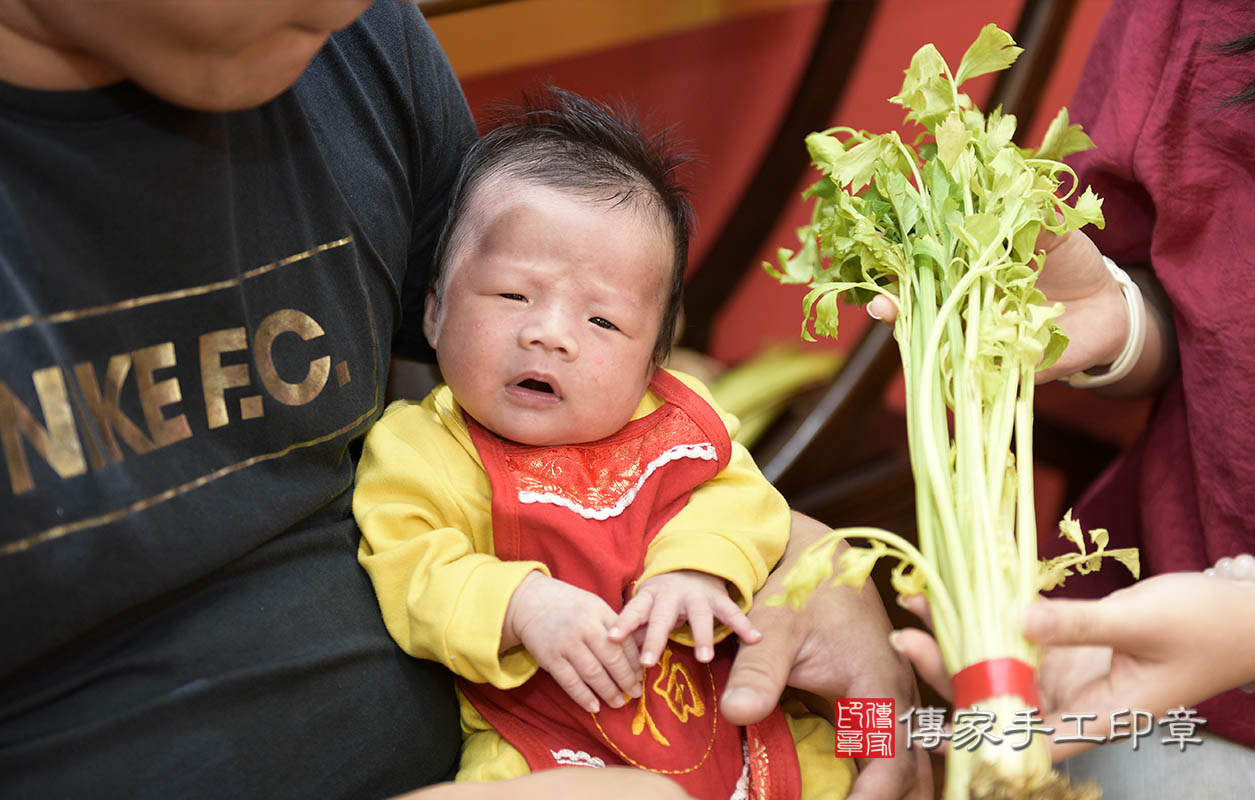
[{"left": 768, "top": 25, "right": 1137, "bottom": 799}]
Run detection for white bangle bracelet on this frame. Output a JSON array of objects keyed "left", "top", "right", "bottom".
[{"left": 1061, "top": 256, "right": 1148, "bottom": 388}]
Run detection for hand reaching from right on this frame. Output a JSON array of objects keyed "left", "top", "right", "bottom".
[
  {"left": 502, "top": 571, "right": 643, "bottom": 713},
  {"left": 892, "top": 571, "right": 1255, "bottom": 761}
]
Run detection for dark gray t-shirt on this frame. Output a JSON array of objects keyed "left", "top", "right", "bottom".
[{"left": 0, "top": 3, "right": 474, "bottom": 796}]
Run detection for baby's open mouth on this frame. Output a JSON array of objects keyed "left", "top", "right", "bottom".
[{"left": 516, "top": 378, "right": 554, "bottom": 394}]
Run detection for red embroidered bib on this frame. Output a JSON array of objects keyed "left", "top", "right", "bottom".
[{"left": 461, "top": 370, "right": 800, "bottom": 800}]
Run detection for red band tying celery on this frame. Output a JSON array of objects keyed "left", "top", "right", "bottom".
[{"left": 952, "top": 658, "right": 1041, "bottom": 709}]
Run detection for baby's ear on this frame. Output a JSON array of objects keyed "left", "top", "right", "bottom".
[{"left": 423, "top": 292, "right": 440, "bottom": 349}]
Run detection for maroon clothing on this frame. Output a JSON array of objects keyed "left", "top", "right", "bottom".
[{"left": 1053, "top": 0, "right": 1255, "bottom": 747}]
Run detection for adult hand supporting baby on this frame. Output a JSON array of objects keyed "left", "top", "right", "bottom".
[
  {"left": 398, "top": 765, "right": 697, "bottom": 799},
  {"left": 721, "top": 512, "right": 933, "bottom": 799}
]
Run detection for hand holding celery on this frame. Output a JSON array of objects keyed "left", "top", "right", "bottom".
[{"left": 765, "top": 24, "right": 1138, "bottom": 799}]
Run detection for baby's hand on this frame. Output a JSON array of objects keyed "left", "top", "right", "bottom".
[
  {"left": 504, "top": 572, "right": 643, "bottom": 713},
  {"left": 608, "top": 570, "right": 761, "bottom": 667}
]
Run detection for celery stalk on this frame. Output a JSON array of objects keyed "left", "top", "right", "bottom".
[{"left": 766, "top": 24, "right": 1139, "bottom": 799}]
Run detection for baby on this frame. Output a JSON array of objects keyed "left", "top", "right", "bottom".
[{"left": 354, "top": 88, "right": 853, "bottom": 800}]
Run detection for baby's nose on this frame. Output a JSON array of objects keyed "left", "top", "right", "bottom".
[{"left": 520, "top": 314, "right": 579, "bottom": 358}]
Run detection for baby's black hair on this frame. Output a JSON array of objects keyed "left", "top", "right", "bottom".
[{"left": 431, "top": 86, "right": 694, "bottom": 366}]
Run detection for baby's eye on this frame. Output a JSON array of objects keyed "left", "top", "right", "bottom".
[
  {"left": 589, "top": 317, "right": 619, "bottom": 331},
  {"left": 499, "top": 293, "right": 527, "bottom": 302}
]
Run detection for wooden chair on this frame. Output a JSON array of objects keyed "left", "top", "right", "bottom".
[{"left": 418, "top": 0, "right": 519, "bottom": 16}]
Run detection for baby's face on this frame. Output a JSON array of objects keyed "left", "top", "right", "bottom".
[{"left": 426, "top": 181, "right": 672, "bottom": 446}]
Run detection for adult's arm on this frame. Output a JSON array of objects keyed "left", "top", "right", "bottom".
[
  {"left": 722, "top": 512, "right": 933, "bottom": 800},
  {"left": 394, "top": 767, "right": 696, "bottom": 798}
]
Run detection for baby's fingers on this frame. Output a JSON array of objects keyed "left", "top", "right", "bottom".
[
  {"left": 619, "top": 632, "right": 643, "bottom": 679},
  {"left": 640, "top": 594, "right": 679, "bottom": 668},
  {"left": 609, "top": 593, "right": 653, "bottom": 643},
  {"left": 548, "top": 659, "right": 602, "bottom": 714},
  {"left": 569, "top": 646, "right": 630, "bottom": 711},
  {"left": 710, "top": 594, "right": 760, "bottom": 645},
  {"left": 687, "top": 600, "right": 716, "bottom": 663},
  {"left": 592, "top": 637, "right": 643, "bottom": 700}
]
